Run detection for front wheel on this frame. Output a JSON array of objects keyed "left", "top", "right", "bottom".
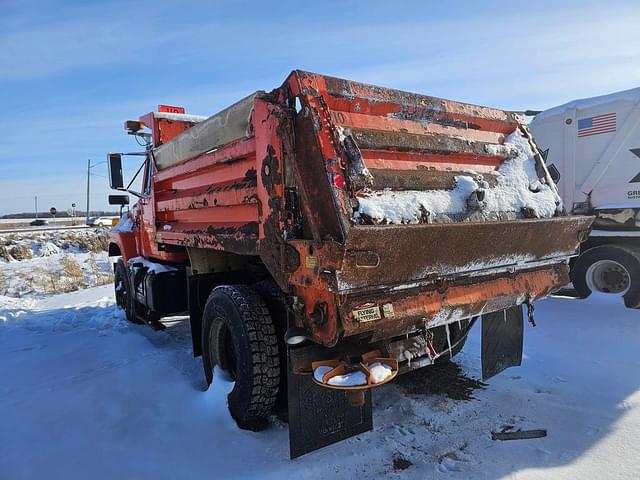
[
  {"left": 571, "top": 245, "right": 640, "bottom": 308},
  {"left": 113, "top": 259, "right": 143, "bottom": 324},
  {"left": 201, "top": 285, "right": 280, "bottom": 431}
]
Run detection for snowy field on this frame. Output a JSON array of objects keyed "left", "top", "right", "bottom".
[
  {"left": 0, "top": 218, "right": 41, "bottom": 224},
  {"left": 1, "top": 256, "right": 639, "bottom": 478},
  {"left": 0, "top": 230, "right": 111, "bottom": 298}
]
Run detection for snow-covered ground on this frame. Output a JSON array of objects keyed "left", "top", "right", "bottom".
[
  {"left": 0, "top": 230, "right": 111, "bottom": 298},
  {"left": 0, "top": 218, "right": 42, "bottom": 224},
  {"left": 1, "top": 280, "right": 638, "bottom": 479}
]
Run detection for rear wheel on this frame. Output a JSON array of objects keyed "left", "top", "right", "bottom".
[
  {"left": 252, "top": 280, "right": 289, "bottom": 415},
  {"left": 572, "top": 245, "right": 640, "bottom": 308},
  {"left": 202, "top": 285, "right": 280, "bottom": 431}
]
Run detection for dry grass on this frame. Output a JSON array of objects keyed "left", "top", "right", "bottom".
[
  {"left": 88, "top": 253, "right": 113, "bottom": 286},
  {"left": 9, "top": 244, "right": 32, "bottom": 260},
  {"left": 0, "top": 245, "right": 10, "bottom": 262},
  {"left": 94, "top": 233, "right": 109, "bottom": 252},
  {"left": 0, "top": 230, "right": 109, "bottom": 260},
  {"left": 18, "top": 254, "right": 99, "bottom": 295},
  {"left": 76, "top": 234, "right": 109, "bottom": 253},
  {"left": 2, "top": 234, "right": 18, "bottom": 243},
  {"left": 30, "top": 266, "right": 60, "bottom": 294},
  {"left": 61, "top": 254, "right": 83, "bottom": 278},
  {"left": 0, "top": 230, "right": 114, "bottom": 297},
  {"left": 59, "top": 255, "right": 84, "bottom": 292},
  {"left": 17, "top": 271, "right": 36, "bottom": 291}
]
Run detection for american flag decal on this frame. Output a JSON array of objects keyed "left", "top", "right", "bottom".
[{"left": 577, "top": 112, "right": 616, "bottom": 137}]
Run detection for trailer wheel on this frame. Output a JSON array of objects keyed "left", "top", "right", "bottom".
[
  {"left": 114, "top": 259, "right": 143, "bottom": 324},
  {"left": 202, "top": 285, "right": 280, "bottom": 431},
  {"left": 572, "top": 245, "right": 640, "bottom": 308}
]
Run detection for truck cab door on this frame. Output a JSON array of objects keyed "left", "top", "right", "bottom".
[{"left": 136, "top": 157, "right": 158, "bottom": 257}]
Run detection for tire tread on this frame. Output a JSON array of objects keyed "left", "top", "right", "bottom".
[{"left": 206, "top": 285, "right": 280, "bottom": 427}]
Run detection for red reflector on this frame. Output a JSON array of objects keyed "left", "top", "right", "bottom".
[
  {"left": 333, "top": 173, "right": 346, "bottom": 189},
  {"left": 158, "top": 104, "right": 185, "bottom": 114}
]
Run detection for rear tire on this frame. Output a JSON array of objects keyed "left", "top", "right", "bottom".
[
  {"left": 202, "top": 285, "right": 280, "bottom": 431},
  {"left": 252, "top": 280, "right": 289, "bottom": 415},
  {"left": 571, "top": 245, "right": 640, "bottom": 308}
]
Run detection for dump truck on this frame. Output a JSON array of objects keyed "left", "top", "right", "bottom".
[
  {"left": 106, "top": 71, "right": 592, "bottom": 457},
  {"left": 529, "top": 88, "right": 640, "bottom": 308}
]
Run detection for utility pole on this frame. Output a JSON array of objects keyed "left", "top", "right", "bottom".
[
  {"left": 86, "top": 159, "right": 107, "bottom": 225},
  {"left": 86, "top": 159, "right": 91, "bottom": 225},
  {"left": 34, "top": 196, "right": 38, "bottom": 219}
]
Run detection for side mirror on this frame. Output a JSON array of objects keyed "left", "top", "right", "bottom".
[
  {"left": 108, "top": 194, "right": 130, "bottom": 206},
  {"left": 108, "top": 153, "right": 124, "bottom": 189}
]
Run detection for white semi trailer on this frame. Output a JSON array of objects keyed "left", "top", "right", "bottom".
[{"left": 529, "top": 88, "right": 640, "bottom": 308}]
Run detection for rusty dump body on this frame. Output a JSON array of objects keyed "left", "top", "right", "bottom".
[{"left": 110, "top": 70, "right": 592, "bottom": 356}]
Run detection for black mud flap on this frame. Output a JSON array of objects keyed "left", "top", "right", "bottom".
[
  {"left": 287, "top": 369, "right": 372, "bottom": 459},
  {"left": 481, "top": 306, "right": 524, "bottom": 381}
]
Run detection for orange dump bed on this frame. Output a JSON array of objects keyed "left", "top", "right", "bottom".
[{"left": 136, "top": 70, "right": 591, "bottom": 345}]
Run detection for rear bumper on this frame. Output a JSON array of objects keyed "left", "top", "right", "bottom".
[
  {"left": 288, "top": 216, "right": 591, "bottom": 346},
  {"left": 336, "top": 216, "right": 592, "bottom": 292},
  {"left": 339, "top": 263, "right": 568, "bottom": 341}
]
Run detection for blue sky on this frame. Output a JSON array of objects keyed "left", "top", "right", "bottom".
[{"left": 1, "top": 0, "right": 638, "bottom": 215}]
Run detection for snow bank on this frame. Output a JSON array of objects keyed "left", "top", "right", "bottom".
[
  {"left": 0, "top": 285, "right": 125, "bottom": 333},
  {"left": 41, "top": 242, "right": 61, "bottom": 257},
  {"left": 0, "top": 230, "right": 113, "bottom": 298},
  {"left": 0, "top": 295, "right": 36, "bottom": 321},
  {"left": 354, "top": 130, "right": 561, "bottom": 225}
]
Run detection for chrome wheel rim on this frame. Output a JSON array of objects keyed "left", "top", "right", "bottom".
[{"left": 586, "top": 259, "right": 631, "bottom": 295}]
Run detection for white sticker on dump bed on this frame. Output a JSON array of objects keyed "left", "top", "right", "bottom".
[
  {"left": 352, "top": 306, "right": 382, "bottom": 322},
  {"left": 382, "top": 303, "right": 395, "bottom": 318}
]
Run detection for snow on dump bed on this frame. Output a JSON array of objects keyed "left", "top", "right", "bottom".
[{"left": 353, "top": 130, "right": 561, "bottom": 225}]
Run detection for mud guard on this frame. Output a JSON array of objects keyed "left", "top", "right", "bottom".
[
  {"left": 287, "top": 356, "right": 372, "bottom": 458},
  {"left": 481, "top": 306, "right": 524, "bottom": 381}
]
